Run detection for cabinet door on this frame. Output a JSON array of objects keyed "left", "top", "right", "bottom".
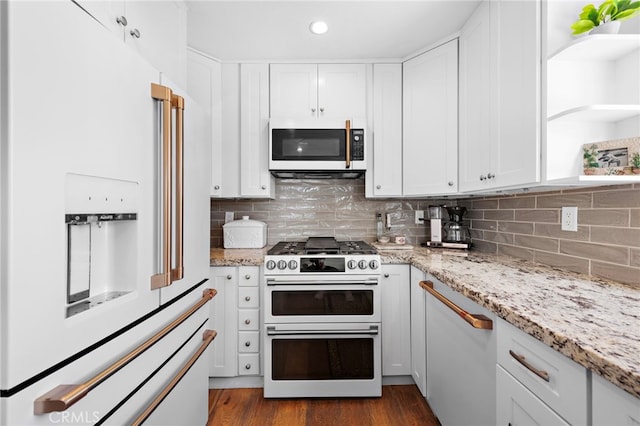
[
  {"left": 269, "top": 63, "right": 318, "bottom": 118},
  {"left": 410, "top": 266, "right": 427, "bottom": 397},
  {"left": 497, "top": 366, "right": 569, "bottom": 426},
  {"left": 318, "top": 64, "right": 367, "bottom": 119},
  {"left": 240, "top": 63, "right": 274, "bottom": 198},
  {"left": 209, "top": 267, "right": 238, "bottom": 377},
  {"left": 459, "top": 0, "right": 493, "bottom": 192},
  {"left": 380, "top": 265, "right": 411, "bottom": 376},
  {"left": 403, "top": 40, "right": 459, "bottom": 196},
  {"left": 367, "top": 64, "right": 402, "bottom": 197},
  {"left": 592, "top": 373, "right": 640, "bottom": 425}
]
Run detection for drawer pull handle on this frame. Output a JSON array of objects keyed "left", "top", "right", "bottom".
[
  {"left": 245, "top": 274, "right": 251, "bottom": 280},
  {"left": 245, "top": 364, "right": 251, "bottom": 370},
  {"left": 509, "top": 350, "right": 550, "bottom": 382},
  {"left": 245, "top": 341, "right": 251, "bottom": 347},
  {"left": 244, "top": 319, "right": 251, "bottom": 325},
  {"left": 419, "top": 280, "right": 493, "bottom": 330},
  {"left": 244, "top": 296, "right": 251, "bottom": 302}
]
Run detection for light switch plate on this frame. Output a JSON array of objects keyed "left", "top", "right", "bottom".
[
  {"left": 561, "top": 206, "right": 578, "bottom": 232},
  {"left": 225, "top": 211, "right": 234, "bottom": 223}
]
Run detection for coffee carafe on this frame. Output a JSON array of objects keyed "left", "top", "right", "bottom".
[{"left": 443, "top": 206, "right": 471, "bottom": 244}]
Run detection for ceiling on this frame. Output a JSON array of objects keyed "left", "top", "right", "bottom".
[{"left": 186, "top": 1, "right": 482, "bottom": 62}]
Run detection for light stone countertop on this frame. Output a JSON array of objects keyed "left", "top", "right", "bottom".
[{"left": 210, "top": 246, "right": 640, "bottom": 399}]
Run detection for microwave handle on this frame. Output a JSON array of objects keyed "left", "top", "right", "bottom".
[{"left": 345, "top": 119, "right": 351, "bottom": 169}]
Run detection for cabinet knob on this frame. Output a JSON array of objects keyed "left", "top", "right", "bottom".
[
  {"left": 245, "top": 364, "right": 251, "bottom": 370},
  {"left": 319, "top": 107, "right": 325, "bottom": 113},
  {"left": 116, "top": 16, "right": 128, "bottom": 26},
  {"left": 448, "top": 181, "right": 454, "bottom": 186},
  {"left": 226, "top": 275, "right": 232, "bottom": 280},
  {"left": 261, "top": 185, "right": 267, "bottom": 190},
  {"left": 129, "top": 28, "right": 141, "bottom": 39},
  {"left": 384, "top": 273, "right": 390, "bottom": 278},
  {"left": 245, "top": 341, "right": 251, "bottom": 347},
  {"left": 311, "top": 108, "right": 316, "bottom": 113},
  {"left": 479, "top": 175, "right": 487, "bottom": 181},
  {"left": 244, "top": 319, "right": 251, "bottom": 325},
  {"left": 487, "top": 173, "right": 495, "bottom": 179},
  {"left": 244, "top": 274, "right": 251, "bottom": 280},
  {"left": 244, "top": 296, "right": 251, "bottom": 302},
  {"left": 376, "top": 185, "right": 381, "bottom": 190},
  {"left": 214, "top": 185, "right": 220, "bottom": 190}
]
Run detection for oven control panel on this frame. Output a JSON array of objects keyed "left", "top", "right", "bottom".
[{"left": 264, "top": 255, "right": 380, "bottom": 274}]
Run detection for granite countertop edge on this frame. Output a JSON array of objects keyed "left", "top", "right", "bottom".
[{"left": 210, "top": 247, "right": 640, "bottom": 399}]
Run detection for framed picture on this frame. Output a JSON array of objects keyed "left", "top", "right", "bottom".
[{"left": 583, "top": 137, "right": 640, "bottom": 175}]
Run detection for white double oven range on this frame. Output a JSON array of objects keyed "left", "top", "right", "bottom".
[{"left": 263, "top": 237, "right": 382, "bottom": 398}]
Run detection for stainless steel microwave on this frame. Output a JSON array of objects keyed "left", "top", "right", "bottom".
[{"left": 269, "top": 118, "right": 366, "bottom": 178}]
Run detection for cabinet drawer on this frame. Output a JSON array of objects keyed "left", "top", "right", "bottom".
[
  {"left": 238, "top": 331, "right": 260, "bottom": 353},
  {"left": 497, "top": 318, "right": 587, "bottom": 425},
  {"left": 497, "top": 365, "right": 569, "bottom": 425},
  {"left": 238, "top": 267, "right": 259, "bottom": 287},
  {"left": 238, "top": 353, "right": 260, "bottom": 375},
  {"left": 238, "top": 309, "right": 260, "bottom": 331},
  {"left": 238, "top": 286, "right": 259, "bottom": 308}
]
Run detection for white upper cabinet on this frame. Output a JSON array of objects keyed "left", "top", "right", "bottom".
[
  {"left": 403, "top": 39, "right": 459, "bottom": 196},
  {"left": 545, "top": 1, "right": 640, "bottom": 184},
  {"left": 270, "top": 64, "right": 366, "bottom": 119},
  {"left": 459, "top": 0, "right": 540, "bottom": 192},
  {"left": 367, "top": 63, "right": 403, "bottom": 198},
  {"left": 75, "top": 0, "right": 187, "bottom": 88}
]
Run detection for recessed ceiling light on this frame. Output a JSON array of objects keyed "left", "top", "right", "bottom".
[{"left": 309, "top": 21, "right": 328, "bottom": 35}]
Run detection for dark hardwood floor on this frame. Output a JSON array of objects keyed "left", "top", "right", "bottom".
[{"left": 207, "top": 385, "right": 439, "bottom": 425}]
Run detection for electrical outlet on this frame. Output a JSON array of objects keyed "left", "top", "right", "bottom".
[
  {"left": 561, "top": 206, "right": 578, "bottom": 232},
  {"left": 415, "top": 210, "right": 425, "bottom": 224},
  {"left": 225, "top": 211, "right": 234, "bottom": 223}
]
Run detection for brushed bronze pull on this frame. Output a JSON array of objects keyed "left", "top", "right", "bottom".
[
  {"left": 171, "top": 94, "right": 184, "bottom": 282},
  {"left": 419, "top": 280, "right": 493, "bottom": 330},
  {"left": 345, "top": 119, "right": 351, "bottom": 169},
  {"left": 509, "top": 349, "right": 550, "bottom": 382},
  {"left": 131, "top": 329, "right": 217, "bottom": 426},
  {"left": 34, "top": 289, "right": 217, "bottom": 415}
]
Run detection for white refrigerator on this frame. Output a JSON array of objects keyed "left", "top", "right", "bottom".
[{"left": 0, "top": 2, "right": 212, "bottom": 424}]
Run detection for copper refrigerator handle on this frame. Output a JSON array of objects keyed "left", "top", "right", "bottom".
[
  {"left": 171, "top": 94, "right": 184, "bottom": 282},
  {"left": 345, "top": 119, "right": 351, "bottom": 169},
  {"left": 509, "top": 349, "right": 550, "bottom": 382},
  {"left": 419, "top": 280, "right": 493, "bottom": 330},
  {"left": 131, "top": 329, "right": 217, "bottom": 425},
  {"left": 33, "top": 289, "right": 217, "bottom": 415},
  {"left": 150, "top": 83, "right": 173, "bottom": 289}
]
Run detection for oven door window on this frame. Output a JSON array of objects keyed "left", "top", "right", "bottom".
[
  {"left": 272, "top": 129, "right": 345, "bottom": 161},
  {"left": 272, "top": 289, "right": 373, "bottom": 316},
  {"left": 272, "top": 337, "right": 374, "bottom": 380}
]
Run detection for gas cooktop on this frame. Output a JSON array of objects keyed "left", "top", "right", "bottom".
[{"left": 267, "top": 237, "right": 377, "bottom": 256}]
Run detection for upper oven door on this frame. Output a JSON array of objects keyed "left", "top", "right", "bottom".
[
  {"left": 264, "top": 278, "right": 380, "bottom": 324},
  {"left": 269, "top": 118, "right": 366, "bottom": 171}
]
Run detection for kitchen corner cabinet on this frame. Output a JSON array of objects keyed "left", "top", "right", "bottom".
[
  {"left": 425, "top": 274, "right": 496, "bottom": 425},
  {"left": 496, "top": 318, "right": 588, "bottom": 425},
  {"left": 380, "top": 265, "right": 411, "bottom": 376},
  {"left": 409, "top": 266, "right": 427, "bottom": 397},
  {"left": 269, "top": 63, "right": 366, "bottom": 119},
  {"left": 592, "top": 372, "right": 640, "bottom": 425},
  {"left": 367, "top": 64, "right": 403, "bottom": 198},
  {"left": 403, "top": 39, "right": 459, "bottom": 196},
  {"left": 74, "top": 0, "right": 187, "bottom": 89},
  {"left": 459, "top": 0, "right": 540, "bottom": 192},
  {"left": 209, "top": 266, "right": 261, "bottom": 377}
]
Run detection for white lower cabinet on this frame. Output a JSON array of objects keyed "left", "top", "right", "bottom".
[
  {"left": 409, "top": 266, "right": 427, "bottom": 397},
  {"left": 496, "top": 318, "right": 588, "bottom": 425},
  {"left": 380, "top": 265, "right": 411, "bottom": 376},
  {"left": 209, "top": 266, "right": 261, "bottom": 378},
  {"left": 592, "top": 373, "right": 640, "bottom": 426},
  {"left": 425, "top": 273, "right": 496, "bottom": 425}
]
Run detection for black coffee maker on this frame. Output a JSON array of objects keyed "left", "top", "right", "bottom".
[{"left": 443, "top": 206, "right": 471, "bottom": 247}]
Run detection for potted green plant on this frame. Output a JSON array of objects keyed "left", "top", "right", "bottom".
[
  {"left": 583, "top": 144, "right": 600, "bottom": 174},
  {"left": 571, "top": 0, "right": 640, "bottom": 35},
  {"left": 631, "top": 152, "right": 640, "bottom": 174}
]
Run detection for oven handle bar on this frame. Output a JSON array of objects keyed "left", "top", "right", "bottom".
[
  {"left": 266, "top": 325, "right": 379, "bottom": 336},
  {"left": 265, "top": 278, "right": 379, "bottom": 286}
]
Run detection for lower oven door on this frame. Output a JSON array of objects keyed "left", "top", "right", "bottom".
[{"left": 264, "top": 322, "right": 382, "bottom": 398}]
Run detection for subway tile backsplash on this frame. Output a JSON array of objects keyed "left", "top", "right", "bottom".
[{"left": 210, "top": 180, "right": 640, "bottom": 288}]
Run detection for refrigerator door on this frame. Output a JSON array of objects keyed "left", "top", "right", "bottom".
[{"left": 0, "top": 1, "right": 160, "bottom": 390}]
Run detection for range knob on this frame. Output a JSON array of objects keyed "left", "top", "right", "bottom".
[
  {"left": 369, "top": 260, "right": 379, "bottom": 270},
  {"left": 358, "top": 260, "right": 368, "bottom": 270},
  {"left": 347, "top": 260, "right": 358, "bottom": 270},
  {"left": 288, "top": 260, "right": 298, "bottom": 270},
  {"left": 265, "top": 260, "right": 276, "bottom": 270},
  {"left": 277, "top": 260, "right": 287, "bottom": 270}
]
